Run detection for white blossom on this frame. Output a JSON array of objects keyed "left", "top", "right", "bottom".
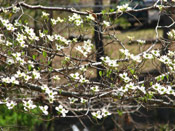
[
  {"left": 68, "top": 97, "right": 78, "bottom": 104},
  {"left": 6, "top": 100, "right": 17, "bottom": 109},
  {"left": 91, "top": 86, "right": 100, "bottom": 92},
  {"left": 91, "top": 110, "right": 102, "bottom": 119},
  {"left": 23, "top": 99, "right": 36, "bottom": 111},
  {"left": 55, "top": 105, "right": 69, "bottom": 117},
  {"left": 39, "top": 105, "right": 49, "bottom": 115}
]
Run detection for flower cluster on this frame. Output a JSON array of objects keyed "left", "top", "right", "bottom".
[
  {"left": 69, "top": 13, "right": 83, "bottom": 26},
  {"left": 51, "top": 17, "right": 64, "bottom": 25},
  {"left": 70, "top": 72, "right": 89, "bottom": 83},
  {"left": 24, "top": 26, "right": 39, "bottom": 41},
  {"left": 2, "top": 76, "right": 19, "bottom": 85},
  {"left": 0, "top": 17, "right": 16, "bottom": 32},
  {"left": 41, "top": 85, "right": 57, "bottom": 103},
  {"left": 76, "top": 40, "right": 93, "bottom": 57},
  {"left": 2, "top": 98, "right": 17, "bottom": 110},
  {"left": 14, "top": 70, "right": 31, "bottom": 81},
  {"left": 117, "top": 4, "right": 132, "bottom": 12},
  {"left": 41, "top": 11, "right": 49, "bottom": 18},
  {"left": 12, "top": 5, "right": 20, "bottom": 13},
  {"left": 16, "top": 33, "right": 27, "bottom": 48},
  {"left": 91, "top": 109, "right": 111, "bottom": 119},
  {"left": 117, "top": 83, "right": 146, "bottom": 95},
  {"left": 100, "top": 56, "right": 119, "bottom": 68},
  {"left": 167, "top": 29, "right": 175, "bottom": 39},
  {"left": 120, "top": 49, "right": 142, "bottom": 63},
  {"left": 86, "top": 14, "right": 95, "bottom": 21},
  {"left": 137, "top": 40, "right": 146, "bottom": 45},
  {"left": 54, "top": 34, "right": 71, "bottom": 45},
  {"left": 119, "top": 72, "right": 131, "bottom": 83},
  {"left": 152, "top": 83, "right": 175, "bottom": 95}
]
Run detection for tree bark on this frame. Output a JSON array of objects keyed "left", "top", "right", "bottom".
[{"left": 93, "top": 0, "right": 104, "bottom": 81}]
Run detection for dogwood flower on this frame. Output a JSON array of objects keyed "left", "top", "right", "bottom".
[
  {"left": 167, "top": 29, "right": 175, "bottom": 39},
  {"left": 23, "top": 99, "right": 36, "bottom": 111},
  {"left": 143, "top": 52, "right": 153, "bottom": 59},
  {"left": 118, "top": 86, "right": 128, "bottom": 93},
  {"left": 91, "top": 110, "right": 102, "bottom": 119},
  {"left": 125, "top": 82, "right": 136, "bottom": 90},
  {"left": 86, "top": 14, "right": 95, "bottom": 21},
  {"left": 69, "top": 13, "right": 83, "bottom": 26},
  {"left": 12, "top": 5, "right": 20, "bottom": 13},
  {"left": 79, "top": 75, "right": 89, "bottom": 83},
  {"left": 32, "top": 69, "right": 41, "bottom": 79},
  {"left": 151, "top": 49, "right": 160, "bottom": 57},
  {"left": 10, "top": 76, "right": 19, "bottom": 84},
  {"left": 6, "top": 100, "right": 17, "bottom": 109},
  {"left": 91, "top": 86, "right": 100, "bottom": 92},
  {"left": 55, "top": 105, "right": 69, "bottom": 117},
  {"left": 159, "top": 55, "right": 172, "bottom": 65},
  {"left": 101, "top": 109, "right": 111, "bottom": 117},
  {"left": 80, "top": 98, "right": 88, "bottom": 104},
  {"left": 119, "top": 72, "right": 131, "bottom": 83},
  {"left": 137, "top": 85, "right": 146, "bottom": 94},
  {"left": 39, "top": 105, "right": 49, "bottom": 115},
  {"left": 70, "top": 72, "right": 80, "bottom": 80},
  {"left": 168, "top": 50, "right": 175, "bottom": 57},
  {"left": 130, "top": 54, "right": 142, "bottom": 63},
  {"left": 68, "top": 97, "right": 78, "bottom": 104},
  {"left": 103, "top": 21, "right": 110, "bottom": 27},
  {"left": 2, "top": 77, "right": 11, "bottom": 84},
  {"left": 53, "top": 75, "right": 60, "bottom": 81},
  {"left": 6, "top": 41, "right": 12, "bottom": 46},
  {"left": 42, "top": 11, "right": 49, "bottom": 18},
  {"left": 137, "top": 40, "right": 146, "bottom": 44},
  {"left": 117, "top": 4, "right": 132, "bottom": 12},
  {"left": 119, "top": 49, "right": 130, "bottom": 57},
  {"left": 76, "top": 40, "right": 93, "bottom": 57},
  {"left": 56, "top": 44, "right": 64, "bottom": 50}
]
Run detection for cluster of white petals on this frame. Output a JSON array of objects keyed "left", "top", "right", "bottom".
[
  {"left": 0, "top": 17, "right": 16, "bottom": 31},
  {"left": 117, "top": 4, "right": 132, "bottom": 12},
  {"left": 91, "top": 109, "right": 111, "bottom": 119},
  {"left": 100, "top": 56, "right": 119, "bottom": 67},
  {"left": 76, "top": 40, "right": 93, "bottom": 57},
  {"left": 69, "top": 13, "right": 83, "bottom": 26},
  {"left": 55, "top": 105, "right": 69, "bottom": 117}
]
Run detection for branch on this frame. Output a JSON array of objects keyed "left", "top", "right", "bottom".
[{"left": 1, "top": 2, "right": 175, "bottom": 16}]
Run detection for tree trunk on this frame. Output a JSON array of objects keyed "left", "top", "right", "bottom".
[{"left": 93, "top": 0, "right": 104, "bottom": 81}]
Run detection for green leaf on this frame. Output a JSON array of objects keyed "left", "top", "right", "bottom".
[
  {"left": 42, "top": 51, "right": 47, "bottom": 58},
  {"left": 99, "top": 71, "right": 103, "bottom": 77},
  {"left": 161, "top": 76, "right": 164, "bottom": 80},
  {"left": 28, "top": 65, "right": 32, "bottom": 71},
  {"left": 117, "top": 110, "right": 123, "bottom": 116},
  {"left": 32, "top": 55, "right": 36, "bottom": 60},
  {"left": 59, "top": 89, "right": 62, "bottom": 94},
  {"left": 102, "top": 10, "right": 106, "bottom": 15},
  {"left": 129, "top": 68, "right": 134, "bottom": 75},
  {"left": 110, "top": 9, "right": 115, "bottom": 12},
  {"left": 157, "top": 77, "right": 161, "bottom": 81},
  {"left": 166, "top": 75, "right": 169, "bottom": 80}
]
